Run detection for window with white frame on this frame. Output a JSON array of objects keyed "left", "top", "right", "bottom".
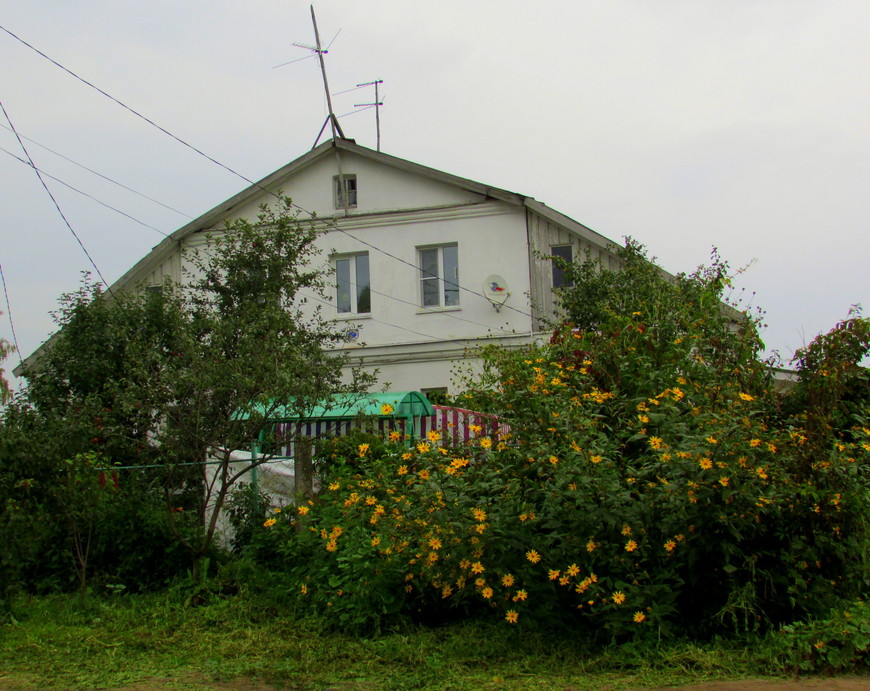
[
  {"left": 333, "top": 174, "right": 357, "bottom": 209},
  {"left": 551, "top": 245, "right": 573, "bottom": 288},
  {"left": 418, "top": 244, "right": 459, "bottom": 308},
  {"left": 334, "top": 252, "right": 370, "bottom": 314}
]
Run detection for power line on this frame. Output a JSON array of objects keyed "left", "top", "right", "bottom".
[
  {"left": 0, "top": 122, "right": 192, "bottom": 219},
  {"left": 1, "top": 146, "right": 169, "bottom": 237},
  {"left": 0, "top": 98, "right": 112, "bottom": 291}
]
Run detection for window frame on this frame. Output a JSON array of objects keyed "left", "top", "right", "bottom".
[
  {"left": 551, "top": 244, "right": 574, "bottom": 289},
  {"left": 333, "top": 174, "right": 358, "bottom": 209},
  {"left": 333, "top": 252, "right": 371, "bottom": 315},
  {"left": 417, "top": 243, "right": 460, "bottom": 309}
]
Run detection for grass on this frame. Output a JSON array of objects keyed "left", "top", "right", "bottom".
[{"left": 0, "top": 592, "right": 854, "bottom": 690}]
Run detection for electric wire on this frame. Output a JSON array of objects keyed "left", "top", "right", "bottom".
[
  {"left": 1, "top": 146, "right": 169, "bottom": 237},
  {"left": 0, "top": 98, "right": 112, "bottom": 292},
  {"left": 0, "top": 260, "right": 23, "bottom": 368},
  {"left": 0, "top": 122, "right": 192, "bottom": 219},
  {"left": 1, "top": 24, "right": 538, "bottom": 323}
]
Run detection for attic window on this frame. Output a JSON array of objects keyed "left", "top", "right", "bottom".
[
  {"left": 334, "top": 174, "right": 357, "bottom": 209},
  {"left": 551, "top": 245, "right": 573, "bottom": 288}
]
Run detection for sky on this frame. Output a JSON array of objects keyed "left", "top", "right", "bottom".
[{"left": 1, "top": 1, "right": 868, "bottom": 387}]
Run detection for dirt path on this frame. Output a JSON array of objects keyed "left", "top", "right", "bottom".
[{"left": 651, "top": 679, "right": 869, "bottom": 690}]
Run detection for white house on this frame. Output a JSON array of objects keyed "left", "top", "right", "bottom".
[{"left": 78, "top": 137, "right": 625, "bottom": 396}]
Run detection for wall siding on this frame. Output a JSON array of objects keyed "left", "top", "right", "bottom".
[{"left": 526, "top": 210, "right": 621, "bottom": 331}]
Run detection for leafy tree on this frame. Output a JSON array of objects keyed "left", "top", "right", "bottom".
[{"left": 19, "top": 199, "right": 375, "bottom": 580}]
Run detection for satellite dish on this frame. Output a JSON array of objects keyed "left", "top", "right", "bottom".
[{"left": 483, "top": 274, "right": 511, "bottom": 312}]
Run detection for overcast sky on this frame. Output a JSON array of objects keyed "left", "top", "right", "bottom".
[{"left": 1, "top": 1, "right": 868, "bottom": 386}]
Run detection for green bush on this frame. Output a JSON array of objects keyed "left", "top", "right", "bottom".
[
  {"left": 264, "top": 243, "right": 869, "bottom": 638},
  {"left": 765, "top": 599, "right": 870, "bottom": 673}
]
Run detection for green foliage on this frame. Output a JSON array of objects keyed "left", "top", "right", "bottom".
[
  {"left": 265, "top": 242, "right": 869, "bottom": 638},
  {"left": 11, "top": 199, "right": 375, "bottom": 588},
  {"left": 765, "top": 599, "right": 870, "bottom": 673},
  {"left": 0, "top": 592, "right": 794, "bottom": 691}
]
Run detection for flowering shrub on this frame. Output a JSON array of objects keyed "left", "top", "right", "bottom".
[{"left": 267, "top": 243, "right": 869, "bottom": 637}]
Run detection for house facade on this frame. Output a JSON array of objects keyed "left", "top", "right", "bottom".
[{"left": 108, "top": 137, "right": 624, "bottom": 396}]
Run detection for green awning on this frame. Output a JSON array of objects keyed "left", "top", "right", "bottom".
[{"left": 247, "top": 391, "right": 434, "bottom": 422}]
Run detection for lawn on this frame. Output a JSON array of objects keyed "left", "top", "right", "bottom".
[{"left": 2, "top": 593, "right": 860, "bottom": 690}]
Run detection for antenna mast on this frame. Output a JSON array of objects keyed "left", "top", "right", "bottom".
[
  {"left": 354, "top": 80, "right": 384, "bottom": 151},
  {"left": 310, "top": 5, "right": 340, "bottom": 140}
]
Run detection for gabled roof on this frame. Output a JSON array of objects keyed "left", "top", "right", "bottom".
[{"left": 112, "top": 137, "right": 617, "bottom": 294}]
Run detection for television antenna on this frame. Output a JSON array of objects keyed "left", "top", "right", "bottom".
[
  {"left": 353, "top": 80, "right": 384, "bottom": 151},
  {"left": 274, "top": 5, "right": 345, "bottom": 145}
]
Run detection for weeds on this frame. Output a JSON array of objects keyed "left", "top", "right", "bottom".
[{"left": 4, "top": 592, "right": 863, "bottom": 690}]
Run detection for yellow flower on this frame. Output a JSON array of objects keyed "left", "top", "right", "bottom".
[
  {"left": 471, "top": 561, "right": 485, "bottom": 574},
  {"left": 612, "top": 591, "right": 626, "bottom": 605},
  {"left": 633, "top": 611, "right": 646, "bottom": 623},
  {"left": 648, "top": 436, "right": 664, "bottom": 450},
  {"left": 358, "top": 443, "right": 370, "bottom": 457},
  {"left": 381, "top": 403, "right": 395, "bottom": 415},
  {"left": 371, "top": 536, "right": 380, "bottom": 547},
  {"left": 263, "top": 518, "right": 277, "bottom": 528},
  {"left": 479, "top": 437, "right": 492, "bottom": 449},
  {"left": 418, "top": 469, "right": 430, "bottom": 481},
  {"left": 699, "top": 458, "right": 713, "bottom": 470},
  {"left": 481, "top": 586, "right": 494, "bottom": 599},
  {"left": 328, "top": 482, "right": 340, "bottom": 491},
  {"left": 417, "top": 442, "right": 431, "bottom": 453},
  {"left": 549, "top": 455, "right": 559, "bottom": 465},
  {"left": 501, "top": 573, "right": 515, "bottom": 587},
  {"left": 513, "top": 589, "right": 528, "bottom": 601},
  {"left": 427, "top": 430, "right": 441, "bottom": 442},
  {"left": 397, "top": 465, "right": 408, "bottom": 476},
  {"left": 429, "top": 537, "right": 442, "bottom": 550},
  {"left": 749, "top": 439, "right": 762, "bottom": 447},
  {"left": 389, "top": 430, "right": 401, "bottom": 442},
  {"left": 297, "top": 505, "right": 310, "bottom": 516},
  {"left": 625, "top": 539, "right": 638, "bottom": 552},
  {"left": 567, "top": 564, "right": 580, "bottom": 577},
  {"left": 621, "top": 524, "right": 632, "bottom": 536},
  {"left": 273, "top": 507, "right": 282, "bottom": 514},
  {"left": 586, "top": 539, "right": 597, "bottom": 553},
  {"left": 300, "top": 584, "right": 308, "bottom": 595},
  {"left": 590, "top": 455, "right": 603, "bottom": 464},
  {"left": 469, "top": 424, "right": 482, "bottom": 433},
  {"left": 472, "top": 507, "right": 487, "bottom": 522},
  {"left": 401, "top": 452, "right": 413, "bottom": 460},
  {"left": 525, "top": 549, "right": 541, "bottom": 564},
  {"left": 505, "top": 610, "right": 519, "bottom": 624},
  {"left": 548, "top": 569, "right": 560, "bottom": 581},
  {"left": 664, "top": 540, "right": 677, "bottom": 553},
  {"left": 706, "top": 436, "right": 718, "bottom": 445},
  {"left": 739, "top": 393, "right": 755, "bottom": 402},
  {"left": 719, "top": 477, "right": 730, "bottom": 487}
]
